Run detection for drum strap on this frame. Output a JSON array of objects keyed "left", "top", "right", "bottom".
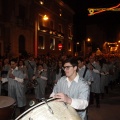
[
  {"left": 28, "top": 61, "right": 34, "bottom": 70},
  {"left": 83, "top": 66, "right": 88, "bottom": 78}
]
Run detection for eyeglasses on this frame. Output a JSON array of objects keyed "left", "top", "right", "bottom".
[{"left": 63, "top": 66, "right": 73, "bottom": 70}]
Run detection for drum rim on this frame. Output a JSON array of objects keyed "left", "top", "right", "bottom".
[
  {"left": 15, "top": 97, "right": 81, "bottom": 120},
  {"left": 15, "top": 98, "right": 59, "bottom": 120},
  {"left": 0, "top": 96, "right": 15, "bottom": 108}
]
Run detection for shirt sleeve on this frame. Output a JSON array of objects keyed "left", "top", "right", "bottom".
[
  {"left": 71, "top": 78, "right": 90, "bottom": 110},
  {"left": 41, "top": 76, "right": 47, "bottom": 80},
  {"left": 93, "top": 69, "right": 100, "bottom": 74},
  {"left": 49, "top": 92, "right": 55, "bottom": 97},
  {"left": 1, "top": 78, "right": 8, "bottom": 83},
  {"left": 15, "top": 77, "right": 23, "bottom": 83},
  {"left": 70, "top": 98, "right": 88, "bottom": 110}
]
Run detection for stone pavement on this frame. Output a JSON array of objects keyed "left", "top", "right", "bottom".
[{"left": 15, "top": 84, "right": 120, "bottom": 120}]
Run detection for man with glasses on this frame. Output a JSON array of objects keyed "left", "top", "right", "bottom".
[{"left": 50, "top": 57, "right": 90, "bottom": 120}]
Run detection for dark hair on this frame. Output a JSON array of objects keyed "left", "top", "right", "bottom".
[
  {"left": 56, "top": 60, "right": 63, "bottom": 74},
  {"left": 64, "top": 57, "right": 78, "bottom": 67},
  {"left": 18, "top": 59, "right": 25, "bottom": 66},
  {"left": 56, "top": 60, "right": 65, "bottom": 76},
  {"left": 99, "top": 58, "right": 106, "bottom": 68},
  {"left": 37, "top": 63, "right": 43, "bottom": 67},
  {"left": 10, "top": 58, "right": 18, "bottom": 63},
  {"left": 77, "top": 57, "right": 84, "bottom": 62}
]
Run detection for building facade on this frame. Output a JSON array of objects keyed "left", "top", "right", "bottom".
[{"left": 0, "top": 0, "right": 74, "bottom": 58}]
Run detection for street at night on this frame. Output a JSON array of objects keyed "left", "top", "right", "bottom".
[{"left": 0, "top": 0, "right": 120, "bottom": 120}]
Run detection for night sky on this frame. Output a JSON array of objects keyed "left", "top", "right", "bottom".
[{"left": 63, "top": 0, "right": 120, "bottom": 42}]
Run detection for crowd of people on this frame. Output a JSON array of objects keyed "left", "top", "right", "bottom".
[{"left": 0, "top": 53, "right": 120, "bottom": 120}]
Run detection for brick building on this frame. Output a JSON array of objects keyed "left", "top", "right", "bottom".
[{"left": 0, "top": 0, "right": 74, "bottom": 58}]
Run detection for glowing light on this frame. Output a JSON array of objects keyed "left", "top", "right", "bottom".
[
  {"left": 58, "top": 43, "right": 63, "bottom": 50},
  {"left": 88, "top": 3, "right": 120, "bottom": 16},
  {"left": 87, "top": 38, "right": 91, "bottom": 42},
  {"left": 43, "top": 15, "right": 48, "bottom": 20},
  {"left": 39, "top": 0, "right": 44, "bottom": 5},
  {"left": 59, "top": 13, "right": 62, "bottom": 16}
]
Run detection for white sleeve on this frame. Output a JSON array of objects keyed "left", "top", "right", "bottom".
[
  {"left": 1, "top": 78, "right": 8, "bottom": 83},
  {"left": 41, "top": 76, "right": 47, "bottom": 80},
  {"left": 49, "top": 92, "right": 55, "bottom": 97},
  {"left": 15, "top": 77, "right": 23, "bottom": 83},
  {"left": 100, "top": 72, "right": 105, "bottom": 75},
  {"left": 70, "top": 98, "right": 88, "bottom": 110},
  {"left": 93, "top": 69, "right": 100, "bottom": 74}
]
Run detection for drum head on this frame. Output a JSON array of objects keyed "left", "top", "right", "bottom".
[
  {"left": 0, "top": 96, "right": 15, "bottom": 108},
  {"left": 16, "top": 98, "right": 82, "bottom": 120}
]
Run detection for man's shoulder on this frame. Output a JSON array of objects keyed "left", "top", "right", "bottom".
[
  {"left": 78, "top": 76, "right": 89, "bottom": 86},
  {"left": 78, "top": 76, "right": 84, "bottom": 81}
]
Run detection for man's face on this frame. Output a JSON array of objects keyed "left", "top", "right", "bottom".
[
  {"left": 29, "top": 57, "right": 33, "bottom": 61},
  {"left": 89, "top": 56, "right": 94, "bottom": 63},
  {"left": 4, "top": 59, "right": 9, "bottom": 64},
  {"left": 58, "top": 61, "right": 62, "bottom": 68},
  {"left": 19, "top": 61, "right": 23, "bottom": 66},
  {"left": 38, "top": 65, "right": 43, "bottom": 71},
  {"left": 78, "top": 60, "right": 84, "bottom": 68},
  {"left": 63, "top": 62, "right": 77, "bottom": 78},
  {"left": 10, "top": 61, "right": 17, "bottom": 69}
]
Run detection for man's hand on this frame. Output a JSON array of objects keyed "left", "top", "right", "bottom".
[
  {"left": 54, "top": 93, "right": 72, "bottom": 104},
  {"left": 9, "top": 74, "right": 15, "bottom": 79}
]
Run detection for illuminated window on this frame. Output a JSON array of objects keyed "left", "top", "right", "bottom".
[
  {"left": 50, "top": 38, "right": 55, "bottom": 50},
  {"left": 68, "top": 42, "right": 71, "bottom": 51},
  {"left": 38, "top": 36, "right": 45, "bottom": 49},
  {"left": 59, "top": 9, "right": 62, "bottom": 16}
]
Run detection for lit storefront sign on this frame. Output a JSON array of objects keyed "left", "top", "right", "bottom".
[{"left": 58, "top": 43, "right": 63, "bottom": 50}]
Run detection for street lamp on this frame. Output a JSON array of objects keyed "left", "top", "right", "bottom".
[
  {"left": 43, "top": 15, "right": 49, "bottom": 21},
  {"left": 87, "top": 38, "right": 91, "bottom": 42},
  {"left": 75, "top": 42, "right": 79, "bottom": 56},
  {"left": 76, "top": 42, "right": 79, "bottom": 52},
  {"left": 83, "top": 38, "right": 91, "bottom": 58},
  {"left": 39, "top": 0, "right": 44, "bottom": 5}
]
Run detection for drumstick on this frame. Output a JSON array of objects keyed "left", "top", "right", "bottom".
[{"left": 41, "top": 98, "right": 54, "bottom": 114}]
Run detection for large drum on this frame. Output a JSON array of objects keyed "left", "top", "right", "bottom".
[
  {"left": 16, "top": 98, "right": 82, "bottom": 120},
  {"left": 0, "top": 96, "right": 16, "bottom": 120}
]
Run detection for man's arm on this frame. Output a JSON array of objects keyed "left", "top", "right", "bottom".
[{"left": 53, "top": 82, "right": 90, "bottom": 110}]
